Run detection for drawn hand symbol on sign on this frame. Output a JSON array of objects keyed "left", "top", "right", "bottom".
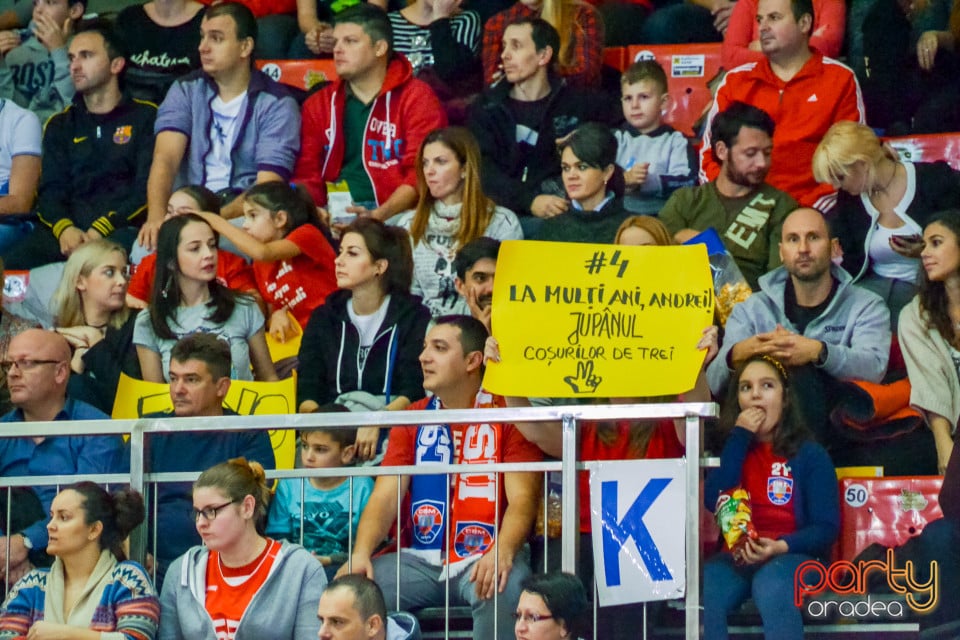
[{"left": 564, "top": 360, "right": 602, "bottom": 394}]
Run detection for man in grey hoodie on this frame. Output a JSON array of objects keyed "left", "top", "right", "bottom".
[
  {"left": 707, "top": 207, "right": 890, "bottom": 446},
  {"left": 0, "top": 0, "right": 82, "bottom": 124},
  {"left": 318, "top": 575, "right": 420, "bottom": 640}
]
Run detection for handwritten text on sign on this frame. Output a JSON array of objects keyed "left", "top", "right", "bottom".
[{"left": 483, "top": 241, "right": 713, "bottom": 397}]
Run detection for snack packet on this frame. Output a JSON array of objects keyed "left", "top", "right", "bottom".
[
  {"left": 683, "top": 228, "right": 752, "bottom": 326},
  {"left": 715, "top": 488, "right": 758, "bottom": 552}
]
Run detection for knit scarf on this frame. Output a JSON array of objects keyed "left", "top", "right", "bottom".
[{"left": 408, "top": 391, "right": 501, "bottom": 578}]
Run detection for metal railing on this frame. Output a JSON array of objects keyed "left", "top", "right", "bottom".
[{"left": 0, "top": 402, "right": 718, "bottom": 639}]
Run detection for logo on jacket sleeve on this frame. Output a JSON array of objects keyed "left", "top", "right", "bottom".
[
  {"left": 113, "top": 125, "right": 132, "bottom": 144},
  {"left": 767, "top": 476, "right": 794, "bottom": 505}
]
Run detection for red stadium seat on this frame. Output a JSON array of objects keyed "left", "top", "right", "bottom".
[
  {"left": 256, "top": 59, "right": 339, "bottom": 92},
  {"left": 838, "top": 476, "right": 943, "bottom": 562},
  {"left": 887, "top": 133, "right": 960, "bottom": 171},
  {"left": 610, "top": 43, "right": 724, "bottom": 137}
]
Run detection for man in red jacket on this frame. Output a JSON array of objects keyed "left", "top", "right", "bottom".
[
  {"left": 294, "top": 3, "right": 446, "bottom": 224},
  {"left": 699, "top": 0, "right": 864, "bottom": 213}
]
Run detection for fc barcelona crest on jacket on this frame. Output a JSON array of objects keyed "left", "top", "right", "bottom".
[{"left": 113, "top": 125, "right": 132, "bottom": 144}]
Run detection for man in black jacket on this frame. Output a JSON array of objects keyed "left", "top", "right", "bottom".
[
  {"left": 467, "top": 17, "right": 617, "bottom": 237},
  {"left": 5, "top": 20, "right": 156, "bottom": 270}
]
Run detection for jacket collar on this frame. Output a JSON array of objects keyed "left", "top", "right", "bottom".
[
  {"left": 753, "top": 50, "right": 824, "bottom": 86},
  {"left": 334, "top": 53, "right": 414, "bottom": 101}
]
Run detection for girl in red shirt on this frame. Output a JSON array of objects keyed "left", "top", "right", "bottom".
[
  {"left": 197, "top": 183, "right": 338, "bottom": 343},
  {"left": 704, "top": 355, "right": 839, "bottom": 640}
]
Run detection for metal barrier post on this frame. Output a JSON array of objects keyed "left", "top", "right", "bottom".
[
  {"left": 128, "top": 418, "right": 146, "bottom": 564},
  {"left": 685, "top": 412, "right": 701, "bottom": 640},
  {"left": 560, "top": 413, "right": 579, "bottom": 573}
]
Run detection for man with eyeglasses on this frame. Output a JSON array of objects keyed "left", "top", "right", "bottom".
[
  {"left": 0, "top": 328, "right": 125, "bottom": 585},
  {"left": 144, "top": 332, "right": 274, "bottom": 587}
]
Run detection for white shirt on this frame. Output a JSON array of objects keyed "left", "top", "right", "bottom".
[{"left": 205, "top": 91, "right": 247, "bottom": 191}]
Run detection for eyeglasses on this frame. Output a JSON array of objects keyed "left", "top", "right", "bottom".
[
  {"left": 192, "top": 500, "right": 238, "bottom": 522},
  {"left": 0, "top": 359, "right": 64, "bottom": 373},
  {"left": 513, "top": 612, "right": 554, "bottom": 624}
]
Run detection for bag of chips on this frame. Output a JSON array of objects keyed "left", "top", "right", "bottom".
[
  {"left": 683, "top": 228, "right": 752, "bottom": 326},
  {"left": 715, "top": 488, "right": 759, "bottom": 552}
]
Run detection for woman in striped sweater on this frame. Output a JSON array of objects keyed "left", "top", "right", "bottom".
[
  {"left": 0, "top": 483, "right": 159, "bottom": 640},
  {"left": 388, "top": 0, "right": 483, "bottom": 109}
]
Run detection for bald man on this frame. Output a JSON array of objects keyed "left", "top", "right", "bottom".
[
  {"left": 707, "top": 208, "right": 890, "bottom": 441},
  {"left": 0, "top": 329, "right": 126, "bottom": 582}
]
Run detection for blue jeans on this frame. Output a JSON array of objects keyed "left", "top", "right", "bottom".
[
  {"left": 371, "top": 546, "right": 531, "bottom": 640},
  {"left": 0, "top": 216, "right": 34, "bottom": 257},
  {"left": 255, "top": 14, "right": 299, "bottom": 60},
  {"left": 703, "top": 552, "right": 811, "bottom": 640}
]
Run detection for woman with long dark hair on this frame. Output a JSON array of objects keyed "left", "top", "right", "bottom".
[
  {"left": 704, "top": 354, "right": 839, "bottom": 640},
  {"left": 133, "top": 214, "right": 276, "bottom": 382},
  {"left": 899, "top": 209, "right": 960, "bottom": 474},
  {"left": 297, "top": 218, "right": 431, "bottom": 461}
]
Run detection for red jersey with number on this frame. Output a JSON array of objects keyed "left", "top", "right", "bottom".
[{"left": 740, "top": 442, "right": 797, "bottom": 541}]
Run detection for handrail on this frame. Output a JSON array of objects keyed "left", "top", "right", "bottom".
[
  {"left": 0, "top": 401, "right": 718, "bottom": 640},
  {"left": 0, "top": 402, "right": 719, "bottom": 437}
]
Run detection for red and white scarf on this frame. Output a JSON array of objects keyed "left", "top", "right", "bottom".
[{"left": 408, "top": 391, "right": 502, "bottom": 578}]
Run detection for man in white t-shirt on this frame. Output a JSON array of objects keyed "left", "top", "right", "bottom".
[
  {"left": 140, "top": 1, "right": 300, "bottom": 252},
  {"left": 0, "top": 98, "right": 40, "bottom": 254}
]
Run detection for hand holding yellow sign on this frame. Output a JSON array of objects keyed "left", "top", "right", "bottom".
[{"left": 483, "top": 240, "right": 714, "bottom": 398}]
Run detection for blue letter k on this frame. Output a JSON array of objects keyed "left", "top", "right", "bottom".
[{"left": 601, "top": 478, "right": 673, "bottom": 586}]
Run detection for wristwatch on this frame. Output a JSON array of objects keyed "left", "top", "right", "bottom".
[{"left": 815, "top": 342, "right": 829, "bottom": 367}]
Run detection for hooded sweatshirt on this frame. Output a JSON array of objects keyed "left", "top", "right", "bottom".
[
  {"left": 294, "top": 54, "right": 447, "bottom": 207},
  {"left": 296, "top": 289, "right": 432, "bottom": 407},
  {"left": 707, "top": 263, "right": 890, "bottom": 394},
  {"left": 159, "top": 541, "right": 325, "bottom": 640}
]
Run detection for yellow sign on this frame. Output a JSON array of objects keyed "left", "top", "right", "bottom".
[
  {"left": 483, "top": 241, "right": 714, "bottom": 398},
  {"left": 112, "top": 372, "right": 298, "bottom": 469}
]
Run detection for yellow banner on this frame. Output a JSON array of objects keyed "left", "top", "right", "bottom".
[{"left": 483, "top": 241, "right": 714, "bottom": 398}]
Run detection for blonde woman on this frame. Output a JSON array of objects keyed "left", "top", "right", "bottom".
[
  {"left": 813, "top": 121, "right": 960, "bottom": 325},
  {"left": 52, "top": 240, "right": 140, "bottom": 413}
]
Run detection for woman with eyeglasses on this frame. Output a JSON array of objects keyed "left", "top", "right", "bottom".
[
  {"left": 0, "top": 482, "right": 159, "bottom": 639},
  {"left": 51, "top": 240, "right": 141, "bottom": 414},
  {"left": 159, "top": 457, "right": 325, "bottom": 639},
  {"left": 514, "top": 572, "right": 587, "bottom": 640}
]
